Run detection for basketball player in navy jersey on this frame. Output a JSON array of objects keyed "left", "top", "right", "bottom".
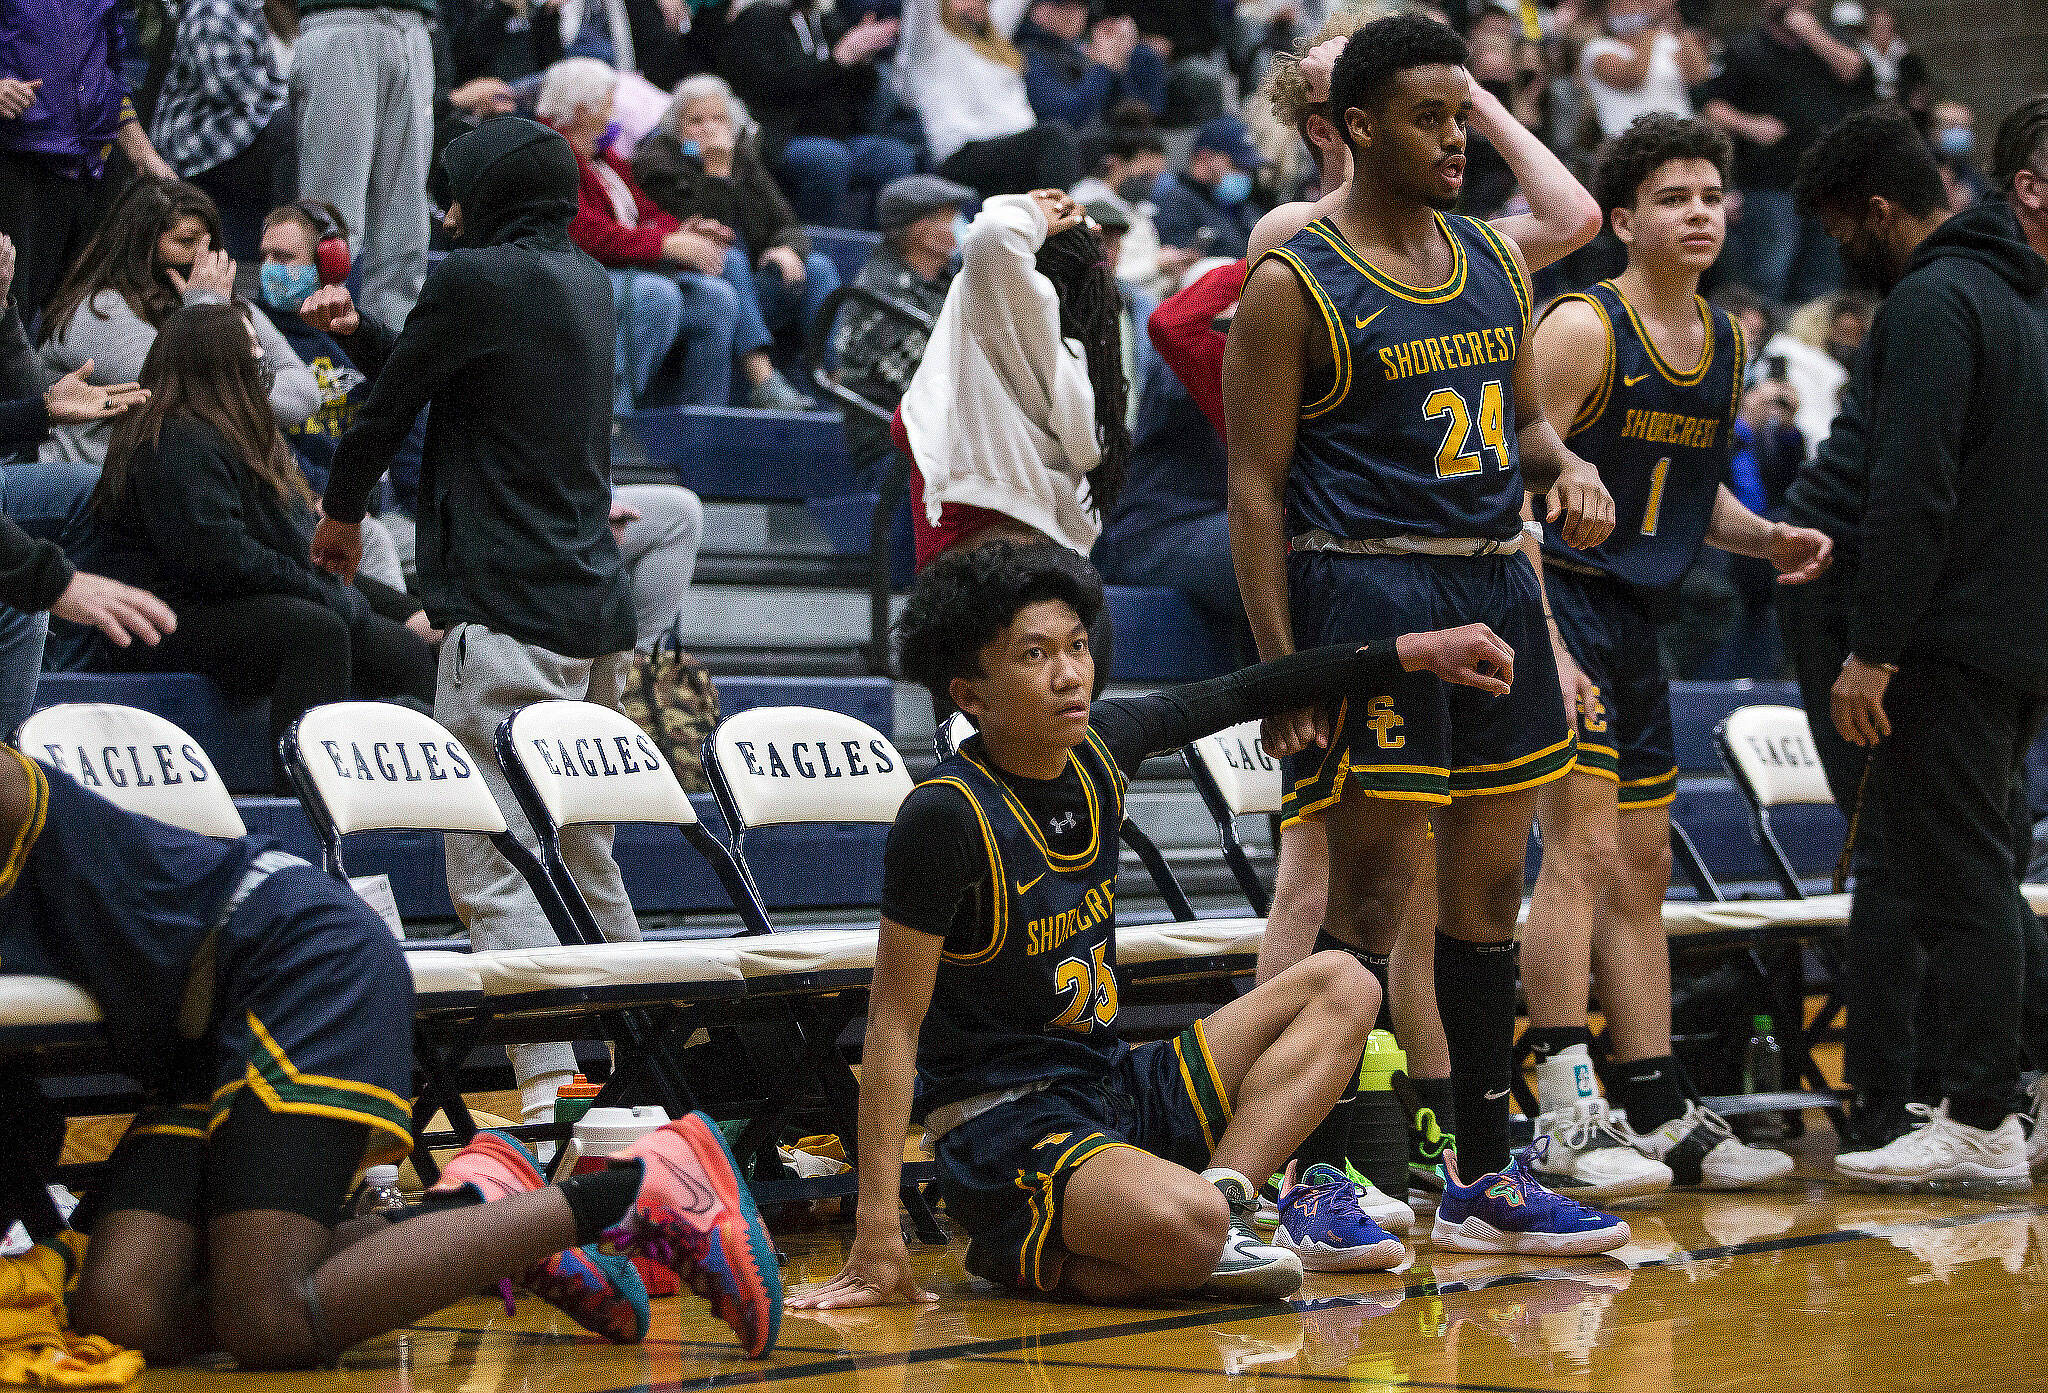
[
  {"left": 788, "top": 542, "right": 1517, "bottom": 1307},
  {"left": 0, "top": 747, "right": 781, "bottom": 1365},
  {"left": 1226, "top": 13, "right": 1628, "bottom": 1255},
  {"left": 1517, "top": 114, "right": 1832, "bottom": 1199}
]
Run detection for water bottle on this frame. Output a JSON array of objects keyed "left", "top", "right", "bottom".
[
  {"left": 553, "top": 1073, "right": 603, "bottom": 1130},
  {"left": 1742, "top": 1014, "right": 1785, "bottom": 1142},
  {"left": 353, "top": 1164, "right": 407, "bottom": 1219},
  {"left": 1350, "top": 1030, "right": 1409, "bottom": 1202}
]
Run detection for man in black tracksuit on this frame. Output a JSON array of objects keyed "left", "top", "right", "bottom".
[
  {"left": 312, "top": 116, "right": 644, "bottom": 1125},
  {"left": 1788, "top": 108, "right": 2048, "bottom": 1186}
]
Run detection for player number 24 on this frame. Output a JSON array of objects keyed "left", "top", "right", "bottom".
[
  {"left": 1050, "top": 941, "right": 1119, "bottom": 1032},
  {"left": 1423, "top": 380, "right": 1512, "bottom": 478}
]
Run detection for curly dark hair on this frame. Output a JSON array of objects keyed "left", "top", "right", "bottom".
[
  {"left": 1327, "top": 12, "right": 1468, "bottom": 138},
  {"left": 1036, "top": 224, "right": 1131, "bottom": 521},
  {"left": 896, "top": 541, "right": 1106, "bottom": 704},
  {"left": 1792, "top": 106, "right": 1946, "bottom": 221},
  {"left": 1591, "top": 112, "right": 1732, "bottom": 220}
]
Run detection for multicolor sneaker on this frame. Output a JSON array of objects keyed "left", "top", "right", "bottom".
[
  {"left": 429, "top": 1130, "right": 651, "bottom": 1343},
  {"left": 1429, "top": 1142, "right": 1631, "bottom": 1256},
  {"left": 1629, "top": 1102, "right": 1795, "bottom": 1189},
  {"left": 1340, "top": 1161, "right": 1415, "bottom": 1235},
  {"left": 605, "top": 1113, "right": 782, "bottom": 1357},
  {"left": 1274, "top": 1164, "right": 1406, "bottom": 1272},
  {"left": 1202, "top": 1172, "right": 1303, "bottom": 1299}
]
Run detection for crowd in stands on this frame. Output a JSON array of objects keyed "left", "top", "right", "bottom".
[{"left": 0, "top": 0, "right": 2010, "bottom": 747}]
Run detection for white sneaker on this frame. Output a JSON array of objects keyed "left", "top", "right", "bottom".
[
  {"left": 1833, "top": 1101, "right": 2033, "bottom": 1192},
  {"left": 1633, "top": 1102, "right": 1795, "bottom": 1189},
  {"left": 1339, "top": 1161, "right": 1415, "bottom": 1234},
  {"left": 1203, "top": 1174, "right": 1304, "bottom": 1299},
  {"left": 1531, "top": 1099, "right": 1673, "bottom": 1202},
  {"left": 2026, "top": 1077, "right": 2048, "bottom": 1178}
]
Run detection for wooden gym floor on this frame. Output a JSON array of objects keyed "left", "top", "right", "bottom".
[{"left": 140, "top": 1122, "right": 2048, "bottom": 1393}]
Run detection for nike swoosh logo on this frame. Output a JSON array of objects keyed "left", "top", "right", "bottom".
[
  {"left": 1016, "top": 872, "right": 1047, "bottom": 895},
  {"left": 1483, "top": 1088, "right": 1510, "bottom": 1101},
  {"left": 1623, "top": 372, "right": 1650, "bottom": 387},
  {"left": 647, "top": 1152, "right": 719, "bottom": 1218},
  {"left": 1354, "top": 307, "right": 1385, "bottom": 331}
]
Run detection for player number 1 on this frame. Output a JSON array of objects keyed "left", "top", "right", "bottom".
[
  {"left": 1641, "top": 457, "right": 1671, "bottom": 536},
  {"left": 1423, "top": 380, "right": 1511, "bottom": 478}
]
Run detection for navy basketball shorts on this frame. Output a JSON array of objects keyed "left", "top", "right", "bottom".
[
  {"left": 109, "top": 863, "right": 417, "bottom": 1226},
  {"left": 1545, "top": 566, "right": 1678, "bottom": 810},
  {"left": 934, "top": 1022, "right": 1233, "bottom": 1293},
  {"left": 1281, "top": 549, "right": 1575, "bottom": 826}
]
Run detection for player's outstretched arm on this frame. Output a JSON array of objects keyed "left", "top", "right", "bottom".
[
  {"left": 785, "top": 919, "right": 943, "bottom": 1310},
  {"left": 1225, "top": 258, "right": 1313, "bottom": 752},
  {"left": 1467, "top": 74, "right": 1602, "bottom": 275},
  {"left": 1705, "top": 484, "right": 1833, "bottom": 582},
  {"left": 1510, "top": 284, "right": 1613, "bottom": 549}
]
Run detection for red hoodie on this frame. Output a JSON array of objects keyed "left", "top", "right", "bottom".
[{"left": 1145, "top": 259, "right": 1247, "bottom": 439}]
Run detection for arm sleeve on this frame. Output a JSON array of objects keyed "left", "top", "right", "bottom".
[
  {"left": 1089, "top": 640, "right": 1400, "bottom": 769},
  {"left": 1848, "top": 280, "right": 1977, "bottom": 666},
  {"left": 567, "top": 193, "right": 672, "bottom": 268},
  {"left": 252, "top": 307, "right": 322, "bottom": 430},
  {"left": 879, "top": 783, "right": 989, "bottom": 936},
  {"left": 0, "top": 512, "right": 73, "bottom": 613},
  {"left": 332, "top": 313, "right": 399, "bottom": 384},
  {"left": 131, "top": 434, "right": 333, "bottom": 606},
  {"left": 1146, "top": 258, "right": 1244, "bottom": 438},
  {"left": 325, "top": 268, "right": 472, "bottom": 523}
]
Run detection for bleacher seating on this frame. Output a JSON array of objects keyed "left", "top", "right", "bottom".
[{"left": 807, "top": 226, "right": 881, "bottom": 288}]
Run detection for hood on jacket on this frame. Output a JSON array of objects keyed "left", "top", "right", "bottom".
[
  {"left": 443, "top": 116, "right": 581, "bottom": 247},
  {"left": 1908, "top": 197, "right": 2048, "bottom": 295}
]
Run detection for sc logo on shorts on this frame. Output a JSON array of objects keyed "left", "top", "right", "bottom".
[{"left": 1365, "top": 696, "right": 1406, "bottom": 750}]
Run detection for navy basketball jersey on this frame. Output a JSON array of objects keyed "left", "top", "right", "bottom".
[
  {"left": 1258, "top": 212, "right": 1533, "bottom": 542},
  {"left": 1541, "top": 281, "right": 1744, "bottom": 589},
  {"left": 911, "top": 729, "right": 1132, "bottom": 1112}
]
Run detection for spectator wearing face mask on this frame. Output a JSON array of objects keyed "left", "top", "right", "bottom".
[
  {"left": 1578, "top": 0, "right": 1709, "bottom": 138},
  {"left": 1069, "top": 123, "right": 1172, "bottom": 295},
  {"left": 1151, "top": 116, "right": 1268, "bottom": 268},
  {"left": 833, "top": 174, "right": 971, "bottom": 490},
  {"left": 1930, "top": 99, "right": 1991, "bottom": 210}
]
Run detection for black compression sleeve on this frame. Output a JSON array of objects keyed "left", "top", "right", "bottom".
[
  {"left": 878, "top": 783, "right": 988, "bottom": 936},
  {"left": 1090, "top": 640, "right": 1401, "bottom": 770}
]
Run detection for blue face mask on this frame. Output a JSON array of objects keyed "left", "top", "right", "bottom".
[
  {"left": 597, "top": 120, "right": 623, "bottom": 153},
  {"left": 1935, "top": 125, "right": 1974, "bottom": 159},
  {"left": 1213, "top": 169, "right": 1253, "bottom": 205},
  {"left": 260, "top": 261, "right": 320, "bottom": 312}
]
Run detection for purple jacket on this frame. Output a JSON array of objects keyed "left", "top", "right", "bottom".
[{"left": 0, "top": 0, "right": 131, "bottom": 178}]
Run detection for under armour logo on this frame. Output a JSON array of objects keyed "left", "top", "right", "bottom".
[{"left": 1049, "top": 811, "right": 1079, "bottom": 834}]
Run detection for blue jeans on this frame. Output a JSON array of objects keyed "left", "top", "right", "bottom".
[
  {"left": 776, "top": 135, "right": 918, "bottom": 229},
  {"left": 716, "top": 246, "right": 776, "bottom": 360},
  {"left": 1731, "top": 187, "right": 1843, "bottom": 305},
  {"left": 612, "top": 267, "right": 745, "bottom": 410},
  {"left": 1097, "top": 511, "right": 1248, "bottom": 657},
  {"left": 0, "top": 460, "right": 99, "bottom": 732},
  {"left": 727, "top": 247, "right": 842, "bottom": 343}
]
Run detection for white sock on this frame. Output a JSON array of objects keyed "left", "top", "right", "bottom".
[{"left": 520, "top": 1070, "right": 577, "bottom": 1125}]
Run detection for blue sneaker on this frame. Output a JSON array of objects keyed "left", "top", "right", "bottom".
[
  {"left": 1429, "top": 1141, "right": 1631, "bottom": 1256},
  {"left": 1274, "top": 1164, "right": 1406, "bottom": 1272}
]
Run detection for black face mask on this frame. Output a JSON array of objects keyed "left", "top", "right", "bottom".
[{"left": 1116, "top": 174, "right": 1152, "bottom": 204}]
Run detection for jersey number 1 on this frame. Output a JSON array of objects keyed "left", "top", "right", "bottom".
[
  {"left": 1424, "top": 380, "right": 1511, "bottom": 478},
  {"left": 1641, "top": 458, "right": 1672, "bottom": 536},
  {"left": 1051, "top": 940, "right": 1119, "bottom": 1032}
]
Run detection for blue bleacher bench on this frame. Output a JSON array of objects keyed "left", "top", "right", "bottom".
[
  {"left": 806, "top": 226, "right": 881, "bottom": 289},
  {"left": 619, "top": 405, "right": 853, "bottom": 499},
  {"left": 1104, "top": 586, "right": 1231, "bottom": 683}
]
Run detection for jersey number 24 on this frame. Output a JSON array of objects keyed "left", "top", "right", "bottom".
[{"left": 1423, "top": 380, "right": 1511, "bottom": 478}]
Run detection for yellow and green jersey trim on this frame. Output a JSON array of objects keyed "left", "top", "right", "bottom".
[{"left": 211, "top": 1011, "right": 413, "bottom": 1164}]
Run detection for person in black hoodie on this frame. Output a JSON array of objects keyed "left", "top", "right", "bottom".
[
  {"left": 1788, "top": 107, "right": 2048, "bottom": 1189},
  {"left": 312, "top": 116, "right": 646, "bottom": 1129},
  {"left": 90, "top": 304, "right": 436, "bottom": 786}
]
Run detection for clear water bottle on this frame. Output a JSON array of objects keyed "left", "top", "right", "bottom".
[
  {"left": 1742, "top": 1014, "right": 1785, "bottom": 1142},
  {"left": 354, "top": 1164, "right": 407, "bottom": 1219}
]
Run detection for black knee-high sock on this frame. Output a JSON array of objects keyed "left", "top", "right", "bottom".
[
  {"left": 1613, "top": 1055, "right": 1687, "bottom": 1133},
  {"left": 1297, "top": 935, "right": 1391, "bottom": 1170},
  {"left": 1437, "top": 933, "right": 1519, "bottom": 1178}
]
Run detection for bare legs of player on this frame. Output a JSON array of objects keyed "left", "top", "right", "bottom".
[
  {"left": 1389, "top": 848, "right": 1452, "bottom": 1077},
  {"left": 1054, "top": 952, "right": 1379, "bottom": 1302},
  {"left": 1255, "top": 821, "right": 1327, "bottom": 984}
]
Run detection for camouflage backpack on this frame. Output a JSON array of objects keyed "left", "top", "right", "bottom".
[{"left": 620, "top": 630, "right": 720, "bottom": 793}]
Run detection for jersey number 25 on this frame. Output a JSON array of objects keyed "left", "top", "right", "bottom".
[{"left": 1051, "top": 941, "right": 1120, "bottom": 1032}]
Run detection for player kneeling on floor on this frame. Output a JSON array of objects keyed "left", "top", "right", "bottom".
[
  {"left": 787, "top": 542, "right": 1517, "bottom": 1307},
  {"left": 0, "top": 747, "right": 780, "bottom": 1367}
]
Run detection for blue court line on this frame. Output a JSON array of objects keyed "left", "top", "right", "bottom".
[
  {"left": 457, "top": 1200, "right": 2048, "bottom": 1391},
  {"left": 967, "top": 1356, "right": 1583, "bottom": 1393}
]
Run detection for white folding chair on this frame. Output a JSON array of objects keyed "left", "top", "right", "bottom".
[
  {"left": 704, "top": 705, "right": 944, "bottom": 1232},
  {"left": 1184, "top": 720, "right": 1282, "bottom": 917}
]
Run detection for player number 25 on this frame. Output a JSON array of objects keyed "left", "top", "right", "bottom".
[
  {"left": 1050, "top": 940, "right": 1120, "bottom": 1032},
  {"left": 1423, "top": 380, "right": 1512, "bottom": 478}
]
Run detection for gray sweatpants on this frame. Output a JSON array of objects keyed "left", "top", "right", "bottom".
[
  {"left": 613, "top": 483, "right": 703, "bottom": 650},
  {"left": 438, "top": 624, "right": 639, "bottom": 1089},
  {"left": 291, "top": 8, "right": 433, "bottom": 333}
]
